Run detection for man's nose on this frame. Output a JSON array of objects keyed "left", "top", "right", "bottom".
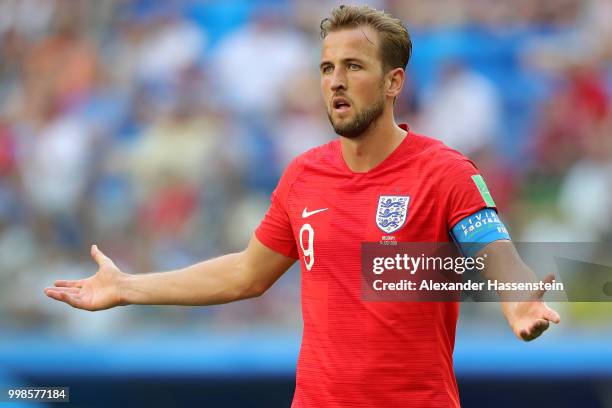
[{"left": 330, "top": 69, "right": 347, "bottom": 92}]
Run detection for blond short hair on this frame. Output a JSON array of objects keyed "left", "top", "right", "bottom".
[{"left": 320, "top": 5, "right": 412, "bottom": 72}]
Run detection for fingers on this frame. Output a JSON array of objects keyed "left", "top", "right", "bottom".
[
  {"left": 544, "top": 304, "right": 561, "bottom": 324},
  {"left": 520, "top": 319, "right": 550, "bottom": 341},
  {"left": 45, "top": 287, "right": 80, "bottom": 295},
  {"left": 91, "top": 244, "right": 113, "bottom": 268},
  {"left": 54, "top": 279, "right": 83, "bottom": 288},
  {"left": 542, "top": 274, "right": 555, "bottom": 286},
  {"left": 45, "top": 289, "right": 86, "bottom": 309},
  {"left": 533, "top": 274, "right": 556, "bottom": 300},
  {"left": 533, "top": 318, "right": 549, "bottom": 333}
]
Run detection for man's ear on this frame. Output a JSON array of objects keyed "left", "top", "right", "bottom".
[{"left": 386, "top": 68, "right": 405, "bottom": 98}]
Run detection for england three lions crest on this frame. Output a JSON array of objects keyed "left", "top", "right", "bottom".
[{"left": 376, "top": 195, "right": 410, "bottom": 234}]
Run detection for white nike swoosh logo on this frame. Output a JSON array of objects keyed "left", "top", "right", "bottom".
[{"left": 302, "top": 207, "right": 328, "bottom": 218}]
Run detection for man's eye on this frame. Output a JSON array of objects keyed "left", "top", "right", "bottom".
[
  {"left": 348, "top": 63, "right": 360, "bottom": 70},
  {"left": 321, "top": 66, "right": 333, "bottom": 74}
]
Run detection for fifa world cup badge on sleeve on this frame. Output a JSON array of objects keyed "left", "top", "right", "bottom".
[
  {"left": 376, "top": 196, "right": 410, "bottom": 234},
  {"left": 471, "top": 175, "right": 496, "bottom": 207}
]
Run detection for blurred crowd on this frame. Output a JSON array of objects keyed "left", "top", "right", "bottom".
[{"left": 0, "top": 0, "right": 610, "bottom": 336}]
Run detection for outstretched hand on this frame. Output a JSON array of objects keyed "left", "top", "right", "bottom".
[
  {"left": 502, "top": 274, "right": 561, "bottom": 341},
  {"left": 44, "top": 245, "right": 127, "bottom": 311}
]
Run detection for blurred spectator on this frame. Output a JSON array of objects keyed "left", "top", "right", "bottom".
[
  {"left": 23, "top": 3, "right": 98, "bottom": 113},
  {"left": 17, "top": 95, "right": 92, "bottom": 225},
  {"left": 129, "top": 97, "right": 221, "bottom": 199},
  {"left": 530, "top": 63, "right": 608, "bottom": 175},
  {"left": 271, "top": 69, "right": 332, "bottom": 168},
  {"left": 558, "top": 110, "right": 612, "bottom": 240},
  {"left": 134, "top": 11, "right": 206, "bottom": 86},
  {"left": 213, "top": 7, "right": 312, "bottom": 115},
  {"left": 416, "top": 61, "right": 501, "bottom": 156}
]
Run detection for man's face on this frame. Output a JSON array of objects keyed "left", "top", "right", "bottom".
[{"left": 320, "top": 26, "right": 387, "bottom": 139}]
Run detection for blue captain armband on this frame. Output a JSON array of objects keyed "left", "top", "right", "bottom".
[{"left": 451, "top": 208, "right": 511, "bottom": 258}]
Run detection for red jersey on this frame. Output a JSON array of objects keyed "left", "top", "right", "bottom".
[{"left": 255, "top": 124, "right": 490, "bottom": 407}]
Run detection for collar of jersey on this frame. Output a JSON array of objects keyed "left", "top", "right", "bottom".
[{"left": 335, "top": 123, "right": 414, "bottom": 176}]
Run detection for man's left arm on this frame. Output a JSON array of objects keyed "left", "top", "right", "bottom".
[
  {"left": 451, "top": 211, "right": 561, "bottom": 341},
  {"left": 443, "top": 159, "right": 560, "bottom": 341}
]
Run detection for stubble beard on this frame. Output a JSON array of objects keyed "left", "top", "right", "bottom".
[{"left": 327, "top": 92, "right": 386, "bottom": 139}]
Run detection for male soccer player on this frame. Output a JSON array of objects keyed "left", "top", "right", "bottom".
[{"left": 45, "top": 5, "right": 560, "bottom": 407}]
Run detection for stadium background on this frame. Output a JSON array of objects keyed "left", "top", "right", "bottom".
[{"left": 0, "top": 0, "right": 611, "bottom": 406}]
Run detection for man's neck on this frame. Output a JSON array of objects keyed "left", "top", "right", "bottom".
[{"left": 340, "top": 113, "right": 406, "bottom": 173}]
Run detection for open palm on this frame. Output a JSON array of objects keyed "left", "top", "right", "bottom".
[
  {"left": 502, "top": 274, "right": 561, "bottom": 341},
  {"left": 44, "top": 245, "right": 126, "bottom": 311}
]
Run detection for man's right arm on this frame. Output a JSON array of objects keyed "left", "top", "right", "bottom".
[{"left": 44, "top": 236, "right": 297, "bottom": 311}]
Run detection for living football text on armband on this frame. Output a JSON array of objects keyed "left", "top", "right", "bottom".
[{"left": 450, "top": 208, "right": 511, "bottom": 258}]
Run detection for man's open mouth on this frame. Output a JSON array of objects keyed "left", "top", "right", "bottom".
[{"left": 332, "top": 97, "right": 351, "bottom": 112}]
